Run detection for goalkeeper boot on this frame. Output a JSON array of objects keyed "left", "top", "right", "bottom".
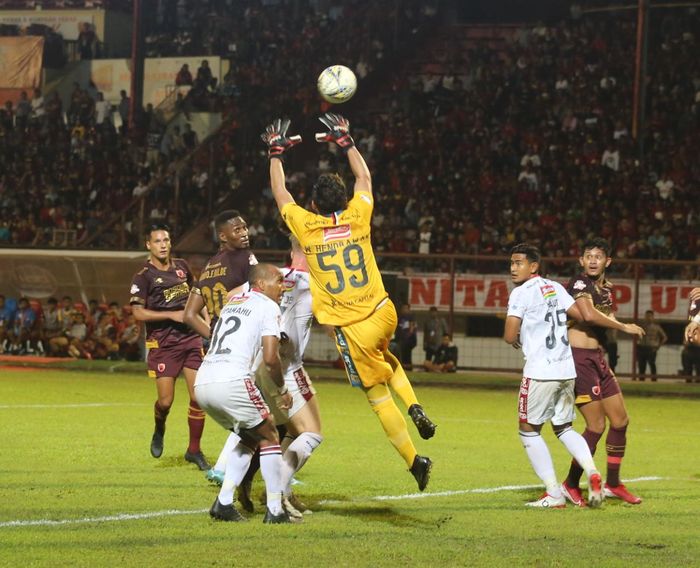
[
  {"left": 184, "top": 450, "right": 211, "bottom": 471},
  {"left": 209, "top": 498, "right": 246, "bottom": 522},
  {"left": 150, "top": 431, "right": 164, "bottom": 458},
  {"left": 408, "top": 404, "right": 436, "bottom": 440},
  {"left": 410, "top": 455, "right": 432, "bottom": 491}
]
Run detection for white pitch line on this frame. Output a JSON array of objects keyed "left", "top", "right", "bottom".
[
  {"left": 0, "top": 509, "right": 208, "bottom": 528},
  {"left": 364, "top": 476, "right": 665, "bottom": 502},
  {"left": 0, "top": 403, "right": 149, "bottom": 409},
  {"left": 0, "top": 476, "right": 666, "bottom": 529}
]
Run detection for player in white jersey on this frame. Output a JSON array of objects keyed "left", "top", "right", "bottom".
[
  {"left": 194, "top": 263, "right": 296, "bottom": 524},
  {"left": 256, "top": 236, "right": 322, "bottom": 518},
  {"left": 504, "top": 244, "right": 603, "bottom": 508}
]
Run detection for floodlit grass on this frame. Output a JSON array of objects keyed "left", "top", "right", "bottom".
[{"left": 1, "top": 368, "right": 699, "bottom": 567}]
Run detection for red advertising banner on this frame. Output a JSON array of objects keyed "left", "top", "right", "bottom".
[{"left": 405, "top": 274, "right": 697, "bottom": 321}]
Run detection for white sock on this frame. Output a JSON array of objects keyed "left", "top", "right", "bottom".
[
  {"left": 214, "top": 432, "right": 241, "bottom": 472},
  {"left": 260, "top": 444, "right": 284, "bottom": 515},
  {"left": 281, "top": 432, "right": 323, "bottom": 495},
  {"left": 557, "top": 427, "right": 597, "bottom": 477},
  {"left": 519, "top": 431, "right": 561, "bottom": 498},
  {"left": 218, "top": 443, "right": 254, "bottom": 506}
]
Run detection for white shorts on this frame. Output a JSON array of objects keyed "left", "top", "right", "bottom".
[
  {"left": 257, "top": 365, "right": 316, "bottom": 425},
  {"left": 518, "top": 377, "right": 576, "bottom": 426},
  {"left": 194, "top": 377, "right": 270, "bottom": 433}
]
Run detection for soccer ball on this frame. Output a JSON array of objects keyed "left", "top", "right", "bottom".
[{"left": 317, "top": 65, "right": 357, "bottom": 104}]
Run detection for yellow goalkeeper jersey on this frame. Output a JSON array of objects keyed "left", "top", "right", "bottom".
[{"left": 281, "top": 191, "right": 388, "bottom": 326}]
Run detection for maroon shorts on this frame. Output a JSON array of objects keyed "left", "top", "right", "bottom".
[
  {"left": 147, "top": 335, "right": 203, "bottom": 379},
  {"left": 572, "top": 347, "right": 622, "bottom": 405}
]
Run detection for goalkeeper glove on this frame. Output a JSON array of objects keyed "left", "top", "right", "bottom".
[
  {"left": 261, "top": 118, "right": 302, "bottom": 160},
  {"left": 315, "top": 112, "right": 355, "bottom": 152}
]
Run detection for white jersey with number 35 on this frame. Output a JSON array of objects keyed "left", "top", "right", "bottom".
[
  {"left": 195, "top": 290, "right": 281, "bottom": 386},
  {"left": 507, "top": 276, "right": 576, "bottom": 380}
]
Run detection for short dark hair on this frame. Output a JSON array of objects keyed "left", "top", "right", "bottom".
[
  {"left": 582, "top": 237, "right": 611, "bottom": 257},
  {"left": 248, "top": 263, "right": 276, "bottom": 287},
  {"left": 510, "top": 243, "right": 541, "bottom": 265},
  {"left": 146, "top": 223, "right": 170, "bottom": 238},
  {"left": 214, "top": 210, "right": 242, "bottom": 231},
  {"left": 311, "top": 173, "right": 348, "bottom": 215}
]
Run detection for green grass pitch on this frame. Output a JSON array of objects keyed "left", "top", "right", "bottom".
[{"left": 1, "top": 367, "right": 699, "bottom": 567}]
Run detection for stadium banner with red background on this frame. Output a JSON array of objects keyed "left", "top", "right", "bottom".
[
  {"left": 403, "top": 274, "right": 696, "bottom": 321},
  {"left": 0, "top": 36, "right": 44, "bottom": 104}
]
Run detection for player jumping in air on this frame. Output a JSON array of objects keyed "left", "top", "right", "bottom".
[
  {"left": 129, "top": 224, "right": 209, "bottom": 470},
  {"left": 504, "top": 244, "right": 603, "bottom": 508},
  {"left": 561, "top": 238, "right": 645, "bottom": 505},
  {"left": 261, "top": 114, "right": 435, "bottom": 491}
]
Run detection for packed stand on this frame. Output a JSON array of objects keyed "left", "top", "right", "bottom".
[
  {"left": 0, "top": 293, "right": 142, "bottom": 360},
  {"left": 243, "top": 10, "right": 697, "bottom": 278},
  {"left": 354, "top": 11, "right": 699, "bottom": 275}
]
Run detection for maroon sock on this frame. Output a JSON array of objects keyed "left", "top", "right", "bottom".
[
  {"left": 566, "top": 429, "right": 602, "bottom": 487},
  {"left": 605, "top": 425, "right": 627, "bottom": 487},
  {"left": 187, "top": 400, "right": 206, "bottom": 453},
  {"left": 154, "top": 401, "right": 170, "bottom": 435}
]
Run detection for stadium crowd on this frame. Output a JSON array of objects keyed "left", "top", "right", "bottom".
[
  {"left": 0, "top": 293, "right": 141, "bottom": 359},
  {"left": 0, "top": 3, "right": 698, "bottom": 280}
]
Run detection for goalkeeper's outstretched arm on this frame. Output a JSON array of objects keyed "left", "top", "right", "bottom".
[{"left": 347, "top": 146, "right": 372, "bottom": 196}]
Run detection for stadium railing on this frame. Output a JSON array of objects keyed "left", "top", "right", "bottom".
[{"left": 2, "top": 247, "right": 697, "bottom": 382}]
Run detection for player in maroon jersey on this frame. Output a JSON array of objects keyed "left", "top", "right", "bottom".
[
  {"left": 130, "top": 223, "right": 209, "bottom": 470},
  {"left": 561, "top": 238, "right": 645, "bottom": 506},
  {"left": 184, "top": 210, "right": 257, "bottom": 338}
]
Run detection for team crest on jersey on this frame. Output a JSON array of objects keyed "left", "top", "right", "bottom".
[
  {"left": 176, "top": 269, "right": 185, "bottom": 278},
  {"left": 573, "top": 280, "right": 587, "bottom": 290},
  {"left": 323, "top": 224, "right": 351, "bottom": 243},
  {"left": 130, "top": 284, "right": 140, "bottom": 294},
  {"left": 540, "top": 284, "right": 556, "bottom": 300}
]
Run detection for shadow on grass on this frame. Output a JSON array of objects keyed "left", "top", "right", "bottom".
[{"left": 324, "top": 504, "right": 438, "bottom": 528}]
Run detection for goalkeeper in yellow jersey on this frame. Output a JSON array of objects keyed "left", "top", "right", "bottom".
[{"left": 261, "top": 114, "right": 435, "bottom": 491}]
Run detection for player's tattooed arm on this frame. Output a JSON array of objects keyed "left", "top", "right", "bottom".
[{"left": 131, "top": 305, "right": 184, "bottom": 323}]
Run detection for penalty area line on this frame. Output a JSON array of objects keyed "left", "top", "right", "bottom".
[{"left": 1, "top": 477, "right": 667, "bottom": 529}]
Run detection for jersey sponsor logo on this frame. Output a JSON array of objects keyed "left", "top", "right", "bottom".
[
  {"left": 323, "top": 224, "right": 351, "bottom": 243},
  {"left": 573, "top": 280, "right": 587, "bottom": 290},
  {"left": 540, "top": 284, "right": 556, "bottom": 300},
  {"left": 130, "top": 284, "right": 140, "bottom": 294},
  {"left": 155, "top": 278, "right": 164, "bottom": 284},
  {"left": 176, "top": 269, "right": 186, "bottom": 279},
  {"left": 518, "top": 376, "right": 530, "bottom": 422}
]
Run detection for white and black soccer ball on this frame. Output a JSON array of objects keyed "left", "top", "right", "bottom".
[{"left": 317, "top": 65, "right": 357, "bottom": 104}]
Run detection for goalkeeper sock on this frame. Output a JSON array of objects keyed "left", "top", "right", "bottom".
[
  {"left": 366, "top": 383, "right": 417, "bottom": 468},
  {"left": 385, "top": 350, "right": 419, "bottom": 408}
]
